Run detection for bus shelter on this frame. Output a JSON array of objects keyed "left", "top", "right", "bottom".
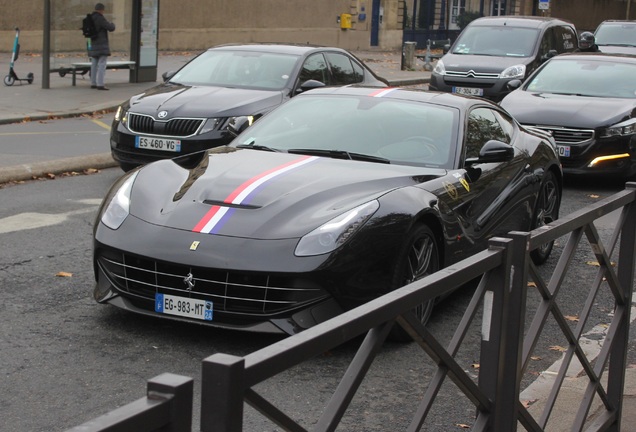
[{"left": 41, "top": 0, "right": 159, "bottom": 88}]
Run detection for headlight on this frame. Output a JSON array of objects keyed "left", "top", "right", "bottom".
[
  {"left": 295, "top": 200, "right": 380, "bottom": 256},
  {"left": 199, "top": 118, "right": 222, "bottom": 135},
  {"left": 500, "top": 64, "right": 526, "bottom": 79},
  {"left": 100, "top": 171, "right": 139, "bottom": 230},
  {"left": 433, "top": 60, "right": 446, "bottom": 75},
  {"left": 114, "top": 106, "right": 123, "bottom": 122},
  {"left": 599, "top": 118, "right": 636, "bottom": 138}
]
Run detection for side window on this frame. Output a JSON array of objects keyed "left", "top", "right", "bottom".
[
  {"left": 465, "top": 108, "right": 510, "bottom": 159},
  {"left": 538, "top": 28, "right": 556, "bottom": 59},
  {"left": 555, "top": 25, "right": 577, "bottom": 53},
  {"left": 325, "top": 52, "right": 357, "bottom": 85},
  {"left": 298, "top": 54, "right": 330, "bottom": 85}
]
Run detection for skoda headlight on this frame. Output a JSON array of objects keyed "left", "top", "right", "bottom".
[
  {"left": 433, "top": 60, "right": 446, "bottom": 75},
  {"left": 500, "top": 64, "right": 526, "bottom": 79},
  {"left": 100, "top": 171, "right": 139, "bottom": 230},
  {"left": 599, "top": 118, "right": 636, "bottom": 138},
  {"left": 295, "top": 200, "right": 379, "bottom": 257},
  {"left": 199, "top": 118, "right": 222, "bottom": 135}
]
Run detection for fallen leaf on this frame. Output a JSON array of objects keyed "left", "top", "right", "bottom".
[
  {"left": 527, "top": 281, "right": 537, "bottom": 288},
  {"left": 471, "top": 363, "right": 480, "bottom": 369},
  {"left": 589, "top": 194, "right": 600, "bottom": 199},
  {"left": 531, "top": 356, "right": 542, "bottom": 361},
  {"left": 564, "top": 315, "right": 579, "bottom": 322},
  {"left": 56, "top": 271, "right": 73, "bottom": 277},
  {"left": 455, "top": 424, "right": 470, "bottom": 429},
  {"left": 84, "top": 168, "right": 100, "bottom": 174},
  {"left": 522, "top": 399, "right": 537, "bottom": 408},
  {"left": 549, "top": 345, "right": 567, "bottom": 352},
  {"left": 46, "top": 173, "right": 56, "bottom": 179}
]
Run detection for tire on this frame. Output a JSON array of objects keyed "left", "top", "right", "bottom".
[
  {"left": 530, "top": 170, "right": 561, "bottom": 265},
  {"left": 4, "top": 74, "right": 15, "bottom": 86},
  {"left": 27, "top": 72, "right": 34, "bottom": 84},
  {"left": 389, "top": 224, "right": 440, "bottom": 341},
  {"left": 59, "top": 71, "right": 66, "bottom": 77}
]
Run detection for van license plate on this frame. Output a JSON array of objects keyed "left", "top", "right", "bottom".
[{"left": 452, "top": 87, "right": 484, "bottom": 96}]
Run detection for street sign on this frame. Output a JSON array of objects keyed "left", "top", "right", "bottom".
[{"left": 538, "top": 0, "right": 550, "bottom": 10}]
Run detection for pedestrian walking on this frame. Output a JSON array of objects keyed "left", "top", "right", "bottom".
[{"left": 88, "top": 2, "right": 115, "bottom": 90}]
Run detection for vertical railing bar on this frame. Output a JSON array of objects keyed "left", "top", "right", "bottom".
[
  {"left": 477, "top": 237, "right": 513, "bottom": 432},
  {"left": 244, "top": 388, "right": 309, "bottom": 432},
  {"left": 313, "top": 322, "right": 393, "bottom": 432},
  {"left": 201, "top": 353, "right": 245, "bottom": 432},
  {"left": 604, "top": 183, "right": 636, "bottom": 432},
  {"left": 447, "top": 271, "right": 489, "bottom": 355},
  {"left": 522, "top": 227, "right": 584, "bottom": 369}
]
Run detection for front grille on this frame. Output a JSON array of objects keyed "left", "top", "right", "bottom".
[
  {"left": 97, "top": 251, "right": 328, "bottom": 316},
  {"left": 127, "top": 113, "right": 205, "bottom": 138},
  {"left": 445, "top": 70, "right": 500, "bottom": 79},
  {"left": 525, "top": 125, "right": 595, "bottom": 145}
]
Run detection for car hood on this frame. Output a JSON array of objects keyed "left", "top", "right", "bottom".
[
  {"left": 128, "top": 148, "right": 444, "bottom": 239},
  {"left": 127, "top": 83, "right": 285, "bottom": 118},
  {"left": 500, "top": 90, "right": 636, "bottom": 128},
  {"left": 440, "top": 53, "right": 531, "bottom": 73}
]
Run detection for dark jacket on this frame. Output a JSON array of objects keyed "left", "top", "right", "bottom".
[{"left": 88, "top": 11, "right": 115, "bottom": 58}]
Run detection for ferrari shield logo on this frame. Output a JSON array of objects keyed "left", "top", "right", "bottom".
[{"left": 189, "top": 241, "right": 200, "bottom": 251}]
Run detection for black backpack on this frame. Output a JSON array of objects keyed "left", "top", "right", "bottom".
[{"left": 81, "top": 14, "right": 98, "bottom": 39}]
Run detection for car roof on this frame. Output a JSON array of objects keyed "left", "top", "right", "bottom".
[
  {"left": 469, "top": 15, "right": 574, "bottom": 29},
  {"left": 207, "top": 43, "right": 347, "bottom": 56},
  {"left": 300, "top": 85, "right": 488, "bottom": 110},
  {"left": 597, "top": 20, "right": 636, "bottom": 25},
  {"left": 549, "top": 52, "right": 636, "bottom": 64}
]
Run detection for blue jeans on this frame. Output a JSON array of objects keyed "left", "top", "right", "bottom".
[{"left": 90, "top": 55, "right": 107, "bottom": 87}]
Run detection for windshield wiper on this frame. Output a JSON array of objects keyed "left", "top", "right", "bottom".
[
  {"left": 236, "top": 144, "right": 281, "bottom": 152},
  {"left": 287, "top": 148, "right": 390, "bottom": 164}
]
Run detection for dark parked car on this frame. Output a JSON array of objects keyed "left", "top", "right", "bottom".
[
  {"left": 594, "top": 20, "right": 636, "bottom": 55},
  {"left": 429, "top": 16, "right": 577, "bottom": 101},
  {"left": 109, "top": 44, "right": 388, "bottom": 171},
  {"left": 94, "top": 86, "right": 561, "bottom": 339},
  {"left": 500, "top": 53, "right": 636, "bottom": 178}
]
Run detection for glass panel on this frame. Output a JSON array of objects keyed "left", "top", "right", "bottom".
[
  {"left": 140, "top": 0, "right": 158, "bottom": 67},
  {"left": 49, "top": 0, "right": 132, "bottom": 71}
]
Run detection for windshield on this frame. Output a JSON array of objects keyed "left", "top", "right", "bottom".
[
  {"left": 233, "top": 94, "right": 459, "bottom": 169},
  {"left": 595, "top": 22, "right": 636, "bottom": 46},
  {"left": 452, "top": 26, "right": 539, "bottom": 57},
  {"left": 525, "top": 58, "right": 636, "bottom": 98},
  {"left": 170, "top": 49, "right": 300, "bottom": 90}
]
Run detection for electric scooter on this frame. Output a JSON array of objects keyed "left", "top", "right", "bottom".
[{"left": 4, "top": 27, "right": 34, "bottom": 86}]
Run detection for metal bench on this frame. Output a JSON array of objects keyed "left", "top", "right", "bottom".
[{"left": 58, "top": 61, "right": 136, "bottom": 86}]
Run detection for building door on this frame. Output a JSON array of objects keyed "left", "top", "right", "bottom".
[{"left": 371, "top": 0, "right": 381, "bottom": 46}]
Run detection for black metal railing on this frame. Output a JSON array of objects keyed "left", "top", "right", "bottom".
[{"left": 67, "top": 184, "right": 636, "bottom": 432}]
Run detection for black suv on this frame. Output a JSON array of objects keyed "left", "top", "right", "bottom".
[{"left": 429, "top": 16, "right": 577, "bottom": 101}]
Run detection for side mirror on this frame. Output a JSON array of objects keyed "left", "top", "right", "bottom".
[
  {"left": 507, "top": 79, "right": 523, "bottom": 91},
  {"left": 162, "top": 70, "right": 176, "bottom": 82},
  {"left": 541, "top": 49, "right": 558, "bottom": 62},
  {"left": 228, "top": 116, "right": 251, "bottom": 137},
  {"left": 465, "top": 140, "right": 514, "bottom": 166},
  {"left": 443, "top": 43, "right": 451, "bottom": 54},
  {"left": 296, "top": 79, "right": 326, "bottom": 94}
]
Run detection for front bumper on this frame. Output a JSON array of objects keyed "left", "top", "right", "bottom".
[{"left": 429, "top": 73, "right": 514, "bottom": 101}]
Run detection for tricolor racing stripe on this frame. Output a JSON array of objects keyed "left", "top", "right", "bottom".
[
  {"left": 193, "top": 155, "right": 320, "bottom": 234},
  {"left": 368, "top": 88, "right": 399, "bottom": 97}
]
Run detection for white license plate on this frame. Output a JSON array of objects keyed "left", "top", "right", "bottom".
[
  {"left": 452, "top": 86, "right": 484, "bottom": 96},
  {"left": 155, "top": 293, "right": 213, "bottom": 321},
  {"left": 135, "top": 136, "right": 181, "bottom": 152},
  {"left": 557, "top": 145, "right": 570, "bottom": 157}
]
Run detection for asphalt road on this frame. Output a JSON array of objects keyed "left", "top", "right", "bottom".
[{"left": 1, "top": 159, "right": 633, "bottom": 431}]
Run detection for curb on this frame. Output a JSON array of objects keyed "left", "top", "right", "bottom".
[{"left": 0, "top": 152, "right": 118, "bottom": 185}]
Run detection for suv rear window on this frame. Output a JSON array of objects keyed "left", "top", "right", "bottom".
[{"left": 451, "top": 26, "right": 539, "bottom": 57}]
